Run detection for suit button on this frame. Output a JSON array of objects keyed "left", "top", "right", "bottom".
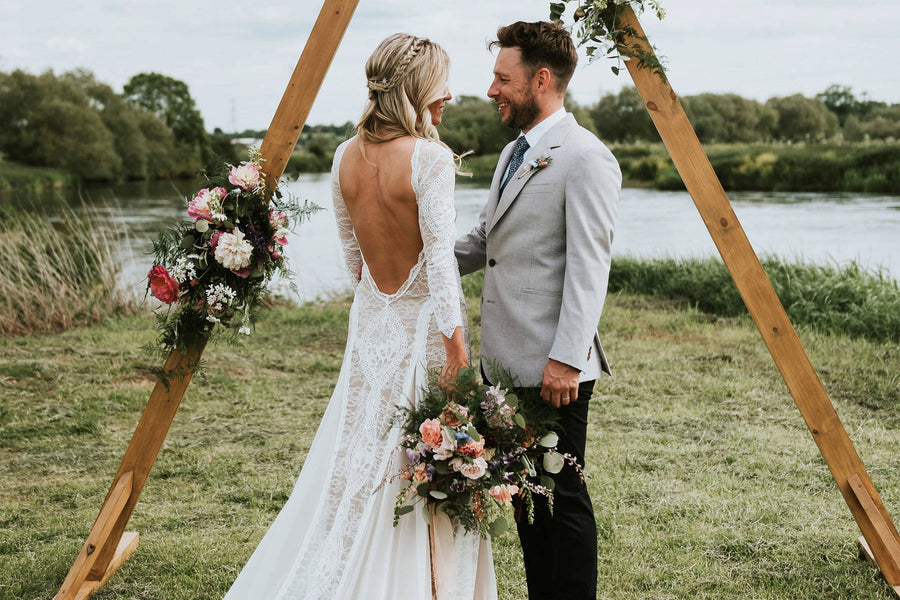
[{"left": 488, "top": 259, "right": 496, "bottom": 267}]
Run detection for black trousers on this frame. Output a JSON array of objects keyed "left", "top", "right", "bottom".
[{"left": 514, "top": 379, "right": 597, "bottom": 600}]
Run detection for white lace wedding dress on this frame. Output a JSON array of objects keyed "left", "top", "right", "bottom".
[{"left": 223, "top": 137, "right": 497, "bottom": 600}]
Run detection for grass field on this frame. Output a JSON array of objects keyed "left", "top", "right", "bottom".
[{"left": 1, "top": 293, "right": 899, "bottom": 599}]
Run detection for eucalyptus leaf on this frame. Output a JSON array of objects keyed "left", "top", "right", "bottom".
[
  {"left": 514, "top": 413, "right": 527, "bottom": 429},
  {"left": 540, "top": 475, "right": 556, "bottom": 491},
  {"left": 543, "top": 451, "right": 565, "bottom": 474},
  {"left": 504, "top": 393, "right": 518, "bottom": 409},
  {"left": 429, "top": 490, "right": 448, "bottom": 500},
  {"left": 538, "top": 432, "right": 559, "bottom": 448},
  {"left": 488, "top": 516, "right": 508, "bottom": 538},
  {"left": 194, "top": 220, "right": 209, "bottom": 233},
  {"left": 396, "top": 504, "right": 415, "bottom": 516},
  {"left": 180, "top": 235, "right": 196, "bottom": 250},
  {"left": 422, "top": 505, "right": 432, "bottom": 525}
]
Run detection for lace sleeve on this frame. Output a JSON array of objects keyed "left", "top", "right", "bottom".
[
  {"left": 331, "top": 139, "right": 362, "bottom": 288},
  {"left": 413, "top": 140, "right": 463, "bottom": 339}
]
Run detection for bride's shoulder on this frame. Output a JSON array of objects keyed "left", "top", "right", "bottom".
[{"left": 413, "top": 137, "right": 453, "bottom": 166}]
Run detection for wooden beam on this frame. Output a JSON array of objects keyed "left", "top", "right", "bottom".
[
  {"left": 617, "top": 5, "right": 900, "bottom": 590},
  {"left": 54, "top": 1, "right": 360, "bottom": 597}
]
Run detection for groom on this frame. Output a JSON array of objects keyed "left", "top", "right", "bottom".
[{"left": 455, "top": 21, "right": 621, "bottom": 600}]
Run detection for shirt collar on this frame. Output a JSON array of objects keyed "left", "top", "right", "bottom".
[{"left": 522, "top": 106, "right": 567, "bottom": 148}]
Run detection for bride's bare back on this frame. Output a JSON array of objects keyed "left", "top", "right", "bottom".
[{"left": 338, "top": 137, "right": 423, "bottom": 294}]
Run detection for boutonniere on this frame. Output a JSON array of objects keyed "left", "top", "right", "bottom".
[{"left": 518, "top": 155, "right": 552, "bottom": 178}]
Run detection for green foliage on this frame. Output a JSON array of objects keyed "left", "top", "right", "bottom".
[
  {"left": 0, "top": 69, "right": 207, "bottom": 182},
  {"left": 590, "top": 87, "right": 659, "bottom": 143},
  {"left": 123, "top": 72, "right": 214, "bottom": 169},
  {"left": 682, "top": 93, "right": 778, "bottom": 143},
  {"left": 439, "top": 96, "right": 517, "bottom": 157},
  {"left": 766, "top": 94, "right": 839, "bottom": 142},
  {"left": 607, "top": 256, "right": 900, "bottom": 342}
]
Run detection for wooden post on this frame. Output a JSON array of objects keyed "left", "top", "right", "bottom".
[
  {"left": 54, "top": 1, "right": 359, "bottom": 598},
  {"left": 617, "top": 6, "right": 900, "bottom": 594}
]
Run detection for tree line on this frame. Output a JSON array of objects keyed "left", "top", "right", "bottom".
[
  {"left": 0, "top": 69, "right": 236, "bottom": 182},
  {"left": 2, "top": 66, "right": 898, "bottom": 184}
]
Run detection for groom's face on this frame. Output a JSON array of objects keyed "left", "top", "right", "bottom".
[{"left": 488, "top": 47, "right": 540, "bottom": 132}]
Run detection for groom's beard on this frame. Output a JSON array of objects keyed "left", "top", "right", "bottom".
[{"left": 502, "top": 91, "right": 540, "bottom": 131}]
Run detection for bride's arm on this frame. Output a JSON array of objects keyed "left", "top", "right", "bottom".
[
  {"left": 331, "top": 141, "right": 362, "bottom": 287},
  {"left": 414, "top": 141, "right": 467, "bottom": 378}
]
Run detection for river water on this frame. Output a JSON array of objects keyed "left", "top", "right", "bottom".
[{"left": 60, "top": 175, "right": 900, "bottom": 300}]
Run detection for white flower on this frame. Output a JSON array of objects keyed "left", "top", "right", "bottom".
[
  {"left": 206, "top": 282, "right": 236, "bottom": 313},
  {"left": 170, "top": 257, "right": 197, "bottom": 284},
  {"left": 239, "top": 326, "right": 251, "bottom": 335},
  {"left": 214, "top": 229, "right": 254, "bottom": 271}
]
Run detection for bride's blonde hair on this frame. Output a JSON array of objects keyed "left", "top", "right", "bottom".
[{"left": 356, "top": 34, "right": 454, "bottom": 155}]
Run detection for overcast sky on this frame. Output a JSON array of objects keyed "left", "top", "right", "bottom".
[{"left": 3, "top": 0, "right": 899, "bottom": 132}]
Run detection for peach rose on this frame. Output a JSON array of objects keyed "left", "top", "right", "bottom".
[
  {"left": 419, "top": 418, "right": 443, "bottom": 448},
  {"left": 451, "top": 457, "right": 487, "bottom": 480}
]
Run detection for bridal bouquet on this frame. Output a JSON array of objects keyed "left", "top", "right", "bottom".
[
  {"left": 146, "top": 149, "right": 316, "bottom": 354},
  {"left": 392, "top": 366, "right": 583, "bottom": 537}
]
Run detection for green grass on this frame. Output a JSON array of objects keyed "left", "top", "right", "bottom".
[
  {"left": 0, "top": 161, "right": 76, "bottom": 195},
  {"left": 1, "top": 294, "right": 899, "bottom": 599}
]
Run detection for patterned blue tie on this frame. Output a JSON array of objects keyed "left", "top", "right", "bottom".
[{"left": 500, "top": 136, "right": 530, "bottom": 194}]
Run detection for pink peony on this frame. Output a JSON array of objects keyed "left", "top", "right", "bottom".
[
  {"left": 419, "top": 418, "right": 443, "bottom": 449},
  {"left": 269, "top": 211, "right": 290, "bottom": 246},
  {"left": 147, "top": 265, "right": 179, "bottom": 304},
  {"left": 187, "top": 187, "right": 226, "bottom": 222},
  {"left": 488, "top": 484, "right": 519, "bottom": 506},
  {"left": 228, "top": 162, "right": 261, "bottom": 191}
]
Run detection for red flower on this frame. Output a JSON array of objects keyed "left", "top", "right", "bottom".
[{"left": 147, "top": 265, "right": 179, "bottom": 304}]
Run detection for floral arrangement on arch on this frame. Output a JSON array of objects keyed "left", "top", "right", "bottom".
[
  {"left": 147, "top": 149, "right": 316, "bottom": 353},
  {"left": 550, "top": 0, "right": 667, "bottom": 80},
  {"left": 391, "top": 365, "right": 583, "bottom": 538}
]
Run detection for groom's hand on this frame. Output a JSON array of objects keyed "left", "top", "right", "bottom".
[{"left": 541, "top": 359, "right": 580, "bottom": 408}]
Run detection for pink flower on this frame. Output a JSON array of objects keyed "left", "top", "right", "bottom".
[
  {"left": 209, "top": 230, "right": 222, "bottom": 251},
  {"left": 269, "top": 211, "right": 290, "bottom": 246},
  {"left": 188, "top": 187, "right": 226, "bottom": 222},
  {"left": 147, "top": 265, "right": 179, "bottom": 304},
  {"left": 228, "top": 162, "right": 261, "bottom": 190},
  {"left": 419, "top": 418, "right": 443, "bottom": 449},
  {"left": 412, "top": 462, "right": 430, "bottom": 484},
  {"left": 488, "top": 484, "right": 519, "bottom": 506}
]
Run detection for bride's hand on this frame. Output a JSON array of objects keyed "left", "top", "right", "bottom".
[{"left": 439, "top": 327, "right": 468, "bottom": 390}]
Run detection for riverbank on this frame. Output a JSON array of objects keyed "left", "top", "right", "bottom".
[
  {"left": 1, "top": 294, "right": 898, "bottom": 599},
  {"left": 7, "top": 141, "right": 900, "bottom": 197},
  {"left": 460, "top": 141, "right": 900, "bottom": 194}
]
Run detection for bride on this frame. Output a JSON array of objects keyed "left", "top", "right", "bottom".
[{"left": 224, "top": 34, "right": 497, "bottom": 600}]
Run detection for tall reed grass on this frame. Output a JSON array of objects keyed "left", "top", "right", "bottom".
[
  {"left": 0, "top": 207, "right": 133, "bottom": 335},
  {"left": 607, "top": 256, "right": 900, "bottom": 343}
]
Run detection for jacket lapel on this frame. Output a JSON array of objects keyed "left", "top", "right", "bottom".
[{"left": 487, "top": 115, "right": 574, "bottom": 234}]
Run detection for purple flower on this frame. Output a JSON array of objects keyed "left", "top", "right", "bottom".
[
  {"left": 405, "top": 448, "right": 420, "bottom": 464},
  {"left": 450, "top": 479, "right": 466, "bottom": 493}
]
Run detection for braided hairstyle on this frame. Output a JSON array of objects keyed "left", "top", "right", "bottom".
[{"left": 356, "top": 33, "right": 450, "bottom": 149}]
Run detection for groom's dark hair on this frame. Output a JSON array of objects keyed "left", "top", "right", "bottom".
[{"left": 491, "top": 21, "right": 577, "bottom": 92}]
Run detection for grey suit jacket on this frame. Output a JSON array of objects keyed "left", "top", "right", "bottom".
[{"left": 455, "top": 114, "right": 621, "bottom": 386}]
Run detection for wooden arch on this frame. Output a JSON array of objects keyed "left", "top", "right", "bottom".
[{"left": 55, "top": 2, "right": 900, "bottom": 598}]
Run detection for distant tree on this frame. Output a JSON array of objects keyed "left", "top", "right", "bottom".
[
  {"left": 682, "top": 93, "right": 777, "bottom": 143},
  {"left": 565, "top": 92, "right": 599, "bottom": 137},
  {"left": 439, "top": 95, "right": 517, "bottom": 156},
  {"left": 588, "top": 87, "right": 658, "bottom": 143},
  {"left": 63, "top": 70, "right": 149, "bottom": 179},
  {"left": 766, "top": 94, "right": 839, "bottom": 141},
  {"left": 0, "top": 69, "right": 121, "bottom": 180},
  {"left": 123, "top": 72, "right": 213, "bottom": 170}
]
